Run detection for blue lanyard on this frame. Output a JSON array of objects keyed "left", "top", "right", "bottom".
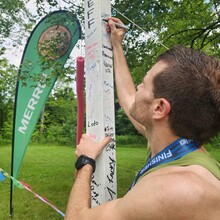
[{"left": 129, "top": 138, "right": 200, "bottom": 190}]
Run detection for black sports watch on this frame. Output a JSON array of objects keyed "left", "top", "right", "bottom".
[{"left": 75, "top": 155, "right": 96, "bottom": 173}]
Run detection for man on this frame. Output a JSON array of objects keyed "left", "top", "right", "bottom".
[{"left": 65, "top": 18, "right": 220, "bottom": 220}]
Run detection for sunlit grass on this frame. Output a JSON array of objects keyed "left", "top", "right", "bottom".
[{"left": 0, "top": 144, "right": 219, "bottom": 219}]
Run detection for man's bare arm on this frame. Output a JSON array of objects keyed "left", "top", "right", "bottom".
[
  {"left": 64, "top": 165, "right": 92, "bottom": 220},
  {"left": 107, "top": 18, "right": 146, "bottom": 136}
]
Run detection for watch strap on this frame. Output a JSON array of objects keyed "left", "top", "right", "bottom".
[{"left": 75, "top": 155, "right": 96, "bottom": 173}]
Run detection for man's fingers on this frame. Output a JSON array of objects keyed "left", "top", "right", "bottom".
[
  {"left": 81, "top": 134, "right": 88, "bottom": 139},
  {"left": 100, "top": 136, "right": 112, "bottom": 148},
  {"left": 108, "top": 19, "right": 117, "bottom": 31},
  {"left": 107, "top": 17, "right": 123, "bottom": 24}
]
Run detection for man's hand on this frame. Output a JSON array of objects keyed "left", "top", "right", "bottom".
[
  {"left": 76, "top": 134, "right": 111, "bottom": 160},
  {"left": 106, "top": 17, "right": 127, "bottom": 48}
]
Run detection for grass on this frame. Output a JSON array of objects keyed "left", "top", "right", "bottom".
[
  {"left": 0, "top": 144, "right": 219, "bottom": 220},
  {"left": 1, "top": 145, "right": 75, "bottom": 220}
]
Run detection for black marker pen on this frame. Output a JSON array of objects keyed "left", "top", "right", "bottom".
[{"left": 103, "top": 19, "right": 129, "bottom": 30}]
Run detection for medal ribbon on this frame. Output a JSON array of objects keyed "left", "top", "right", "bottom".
[{"left": 129, "top": 138, "right": 200, "bottom": 190}]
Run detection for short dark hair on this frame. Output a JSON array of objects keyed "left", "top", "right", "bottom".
[{"left": 153, "top": 46, "right": 220, "bottom": 144}]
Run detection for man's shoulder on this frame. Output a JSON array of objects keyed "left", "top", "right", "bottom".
[
  {"left": 93, "top": 166, "right": 220, "bottom": 220},
  {"left": 124, "top": 166, "right": 220, "bottom": 219},
  {"left": 139, "top": 165, "right": 220, "bottom": 198},
  {"left": 138, "top": 166, "right": 206, "bottom": 201}
]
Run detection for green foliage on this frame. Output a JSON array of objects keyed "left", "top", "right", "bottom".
[
  {"left": 113, "top": 0, "right": 220, "bottom": 85},
  {"left": 0, "top": 0, "right": 25, "bottom": 38},
  {"left": 115, "top": 108, "right": 138, "bottom": 135},
  {"left": 1, "top": 115, "right": 14, "bottom": 143},
  {"left": 0, "top": 0, "right": 34, "bottom": 56},
  {"left": 0, "top": 59, "right": 17, "bottom": 144},
  {"left": 0, "top": 58, "right": 17, "bottom": 102},
  {"left": 116, "top": 135, "right": 147, "bottom": 146},
  {"left": 0, "top": 0, "right": 220, "bottom": 146},
  {"left": 206, "top": 133, "right": 220, "bottom": 150},
  {"left": 31, "top": 86, "right": 78, "bottom": 145}
]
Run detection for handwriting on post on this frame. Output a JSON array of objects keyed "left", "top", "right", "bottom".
[
  {"left": 88, "top": 120, "right": 99, "bottom": 127},
  {"left": 85, "top": 0, "right": 116, "bottom": 204},
  {"left": 107, "top": 156, "right": 116, "bottom": 183},
  {"left": 106, "top": 139, "right": 116, "bottom": 151},
  {"left": 86, "top": 0, "right": 95, "bottom": 30},
  {"left": 107, "top": 187, "right": 116, "bottom": 201},
  {"left": 91, "top": 175, "right": 101, "bottom": 205}
]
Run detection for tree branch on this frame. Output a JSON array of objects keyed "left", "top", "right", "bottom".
[
  {"left": 201, "top": 33, "right": 220, "bottom": 49},
  {"left": 200, "top": 29, "right": 213, "bottom": 49}
]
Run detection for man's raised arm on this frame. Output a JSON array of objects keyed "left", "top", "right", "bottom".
[{"left": 107, "top": 18, "right": 146, "bottom": 136}]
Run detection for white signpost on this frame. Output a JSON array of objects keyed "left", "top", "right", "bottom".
[{"left": 85, "top": 0, "right": 117, "bottom": 206}]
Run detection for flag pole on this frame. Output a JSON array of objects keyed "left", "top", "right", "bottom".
[{"left": 10, "top": 77, "right": 20, "bottom": 217}]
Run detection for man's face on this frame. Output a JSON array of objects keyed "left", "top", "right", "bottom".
[{"left": 130, "top": 61, "right": 168, "bottom": 128}]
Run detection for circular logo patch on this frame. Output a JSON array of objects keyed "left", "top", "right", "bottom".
[{"left": 38, "top": 25, "right": 71, "bottom": 60}]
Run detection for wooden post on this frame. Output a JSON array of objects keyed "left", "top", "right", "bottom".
[{"left": 85, "top": 0, "right": 117, "bottom": 206}]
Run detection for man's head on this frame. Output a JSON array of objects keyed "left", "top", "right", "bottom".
[
  {"left": 130, "top": 61, "right": 170, "bottom": 133},
  {"left": 152, "top": 46, "right": 220, "bottom": 144}
]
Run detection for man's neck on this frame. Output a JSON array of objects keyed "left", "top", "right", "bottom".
[{"left": 146, "top": 128, "right": 180, "bottom": 158}]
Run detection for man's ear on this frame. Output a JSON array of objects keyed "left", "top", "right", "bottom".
[{"left": 152, "top": 98, "right": 171, "bottom": 119}]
